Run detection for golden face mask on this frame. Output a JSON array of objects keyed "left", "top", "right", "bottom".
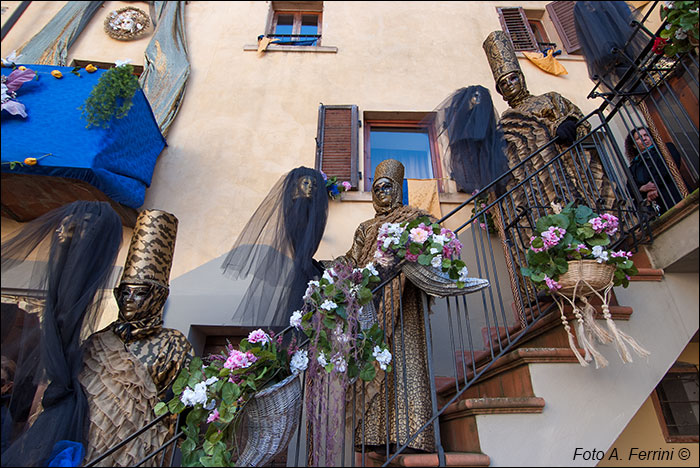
[
  {"left": 483, "top": 30, "right": 528, "bottom": 97},
  {"left": 372, "top": 159, "right": 405, "bottom": 214}
]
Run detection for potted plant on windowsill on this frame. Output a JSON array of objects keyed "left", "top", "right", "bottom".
[{"left": 521, "top": 202, "right": 649, "bottom": 369}]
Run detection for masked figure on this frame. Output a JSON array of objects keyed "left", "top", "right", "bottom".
[
  {"left": 1, "top": 201, "right": 123, "bottom": 467},
  {"left": 341, "top": 159, "right": 436, "bottom": 454},
  {"left": 433, "top": 85, "right": 511, "bottom": 195},
  {"left": 221, "top": 166, "right": 328, "bottom": 328},
  {"left": 78, "top": 210, "right": 192, "bottom": 467},
  {"left": 483, "top": 30, "right": 615, "bottom": 217}
]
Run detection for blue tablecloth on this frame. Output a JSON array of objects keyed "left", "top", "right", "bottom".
[{"left": 1, "top": 64, "right": 166, "bottom": 208}]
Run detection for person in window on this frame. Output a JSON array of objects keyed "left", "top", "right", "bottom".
[
  {"left": 483, "top": 30, "right": 616, "bottom": 215},
  {"left": 79, "top": 209, "right": 192, "bottom": 467},
  {"left": 624, "top": 126, "right": 682, "bottom": 215}
]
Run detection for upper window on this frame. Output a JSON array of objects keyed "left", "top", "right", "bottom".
[
  {"left": 267, "top": 1, "right": 323, "bottom": 46},
  {"left": 364, "top": 115, "right": 443, "bottom": 192},
  {"left": 496, "top": 2, "right": 581, "bottom": 54}
]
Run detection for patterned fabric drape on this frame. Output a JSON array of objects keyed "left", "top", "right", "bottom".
[
  {"left": 139, "top": 1, "right": 190, "bottom": 136},
  {"left": 16, "top": 1, "right": 104, "bottom": 66}
]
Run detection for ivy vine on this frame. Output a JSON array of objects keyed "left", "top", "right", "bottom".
[{"left": 80, "top": 64, "right": 139, "bottom": 129}]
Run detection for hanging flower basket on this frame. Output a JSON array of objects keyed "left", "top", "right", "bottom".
[
  {"left": 104, "top": 7, "right": 150, "bottom": 41},
  {"left": 235, "top": 374, "right": 303, "bottom": 467},
  {"left": 557, "top": 260, "right": 616, "bottom": 298},
  {"left": 402, "top": 262, "right": 489, "bottom": 297}
]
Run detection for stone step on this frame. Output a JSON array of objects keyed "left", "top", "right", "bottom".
[{"left": 360, "top": 450, "right": 491, "bottom": 467}]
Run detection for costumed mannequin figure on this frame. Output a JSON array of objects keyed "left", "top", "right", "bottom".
[
  {"left": 221, "top": 166, "right": 328, "bottom": 328},
  {"left": 1, "top": 201, "right": 123, "bottom": 467},
  {"left": 483, "top": 30, "right": 616, "bottom": 216},
  {"left": 433, "top": 85, "right": 511, "bottom": 195},
  {"left": 78, "top": 209, "right": 192, "bottom": 467},
  {"left": 341, "top": 159, "right": 436, "bottom": 454}
]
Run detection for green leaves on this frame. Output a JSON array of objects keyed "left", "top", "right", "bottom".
[{"left": 80, "top": 64, "right": 140, "bottom": 128}]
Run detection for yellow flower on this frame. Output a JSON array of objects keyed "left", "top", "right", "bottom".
[
  {"left": 18, "top": 66, "right": 27, "bottom": 71},
  {"left": 24, "top": 157, "right": 38, "bottom": 166},
  {"left": 51, "top": 70, "right": 63, "bottom": 79},
  {"left": 86, "top": 64, "right": 97, "bottom": 73}
]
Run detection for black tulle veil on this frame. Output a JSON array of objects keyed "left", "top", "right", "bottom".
[
  {"left": 1, "top": 201, "right": 123, "bottom": 467},
  {"left": 221, "top": 167, "right": 328, "bottom": 328},
  {"left": 432, "top": 85, "right": 511, "bottom": 194}
]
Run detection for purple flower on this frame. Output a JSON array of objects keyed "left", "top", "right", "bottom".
[
  {"left": 247, "top": 329, "right": 270, "bottom": 345},
  {"left": 206, "top": 408, "right": 220, "bottom": 423},
  {"left": 544, "top": 275, "right": 562, "bottom": 292},
  {"left": 341, "top": 181, "right": 352, "bottom": 191}
]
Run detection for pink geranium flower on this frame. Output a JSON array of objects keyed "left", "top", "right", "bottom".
[
  {"left": 247, "top": 329, "right": 270, "bottom": 345},
  {"left": 206, "top": 409, "right": 220, "bottom": 423}
]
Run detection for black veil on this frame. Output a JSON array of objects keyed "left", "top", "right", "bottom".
[
  {"left": 1, "top": 201, "right": 123, "bottom": 467},
  {"left": 574, "top": 1, "right": 647, "bottom": 92},
  {"left": 221, "top": 167, "right": 328, "bottom": 328},
  {"left": 432, "top": 85, "right": 511, "bottom": 195}
]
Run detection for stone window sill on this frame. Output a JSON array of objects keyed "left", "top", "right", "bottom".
[
  {"left": 340, "top": 191, "right": 473, "bottom": 204},
  {"left": 243, "top": 44, "right": 338, "bottom": 53}
]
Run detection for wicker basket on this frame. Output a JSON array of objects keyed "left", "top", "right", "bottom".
[
  {"left": 104, "top": 7, "right": 150, "bottom": 41},
  {"left": 557, "top": 260, "right": 615, "bottom": 298},
  {"left": 402, "top": 262, "right": 489, "bottom": 297},
  {"left": 235, "top": 374, "right": 302, "bottom": 467}
]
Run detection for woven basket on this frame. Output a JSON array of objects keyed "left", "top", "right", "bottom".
[
  {"left": 104, "top": 7, "right": 150, "bottom": 41},
  {"left": 557, "top": 260, "right": 615, "bottom": 298},
  {"left": 402, "top": 262, "right": 489, "bottom": 297},
  {"left": 235, "top": 374, "right": 302, "bottom": 467}
]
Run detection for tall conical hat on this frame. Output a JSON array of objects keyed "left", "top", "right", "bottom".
[
  {"left": 483, "top": 30, "right": 524, "bottom": 92},
  {"left": 373, "top": 159, "right": 405, "bottom": 189},
  {"left": 119, "top": 209, "right": 178, "bottom": 288}
]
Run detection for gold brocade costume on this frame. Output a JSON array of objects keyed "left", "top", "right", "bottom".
[
  {"left": 79, "top": 210, "right": 192, "bottom": 467},
  {"left": 342, "top": 160, "right": 436, "bottom": 453},
  {"left": 484, "top": 30, "right": 615, "bottom": 214}
]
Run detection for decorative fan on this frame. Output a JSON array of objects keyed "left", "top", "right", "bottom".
[{"left": 104, "top": 7, "right": 150, "bottom": 41}]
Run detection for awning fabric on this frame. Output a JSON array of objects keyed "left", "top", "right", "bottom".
[{"left": 1, "top": 64, "right": 166, "bottom": 209}]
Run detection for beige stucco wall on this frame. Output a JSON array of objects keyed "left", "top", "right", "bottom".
[
  {"left": 598, "top": 341, "right": 699, "bottom": 468},
  {"left": 2, "top": 0, "right": 603, "bottom": 283}
]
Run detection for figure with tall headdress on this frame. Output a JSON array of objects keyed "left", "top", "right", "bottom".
[
  {"left": 341, "top": 159, "right": 436, "bottom": 454},
  {"left": 221, "top": 166, "right": 328, "bottom": 329},
  {"left": 483, "top": 30, "right": 615, "bottom": 215},
  {"left": 78, "top": 209, "right": 192, "bottom": 467},
  {"left": 1, "top": 201, "right": 123, "bottom": 467}
]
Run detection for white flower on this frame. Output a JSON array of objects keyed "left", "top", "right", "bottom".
[
  {"left": 114, "top": 58, "right": 132, "bottom": 68},
  {"left": 304, "top": 281, "right": 319, "bottom": 300},
  {"left": 181, "top": 382, "right": 209, "bottom": 407},
  {"left": 591, "top": 245, "right": 609, "bottom": 263},
  {"left": 322, "top": 269, "right": 335, "bottom": 284},
  {"left": 1, "top": 50, "right": 20, "bottom": 67},
  {"left": 331, "top": 353, "right": 347, "bottom": 373},
  {"left": 204, "top": 399, "right": 216, "bottom": 410},
  {"left": 663, "top": 1, "right": 675, "bottom": 8},
  {"left": 290, "top": 349, "right": 309, "bottom": 374},
  {"left": 432, "top": 234, "right": 448, "bottom": 246},
  {"left": 373, "top": 346, "right": 392, "bottom": 371},
  {"left": 321, "top": 300, "right": 337, "bottom": 311},
  {"left": 675, "top": 28, "right": 688, "bottom": 40},
  {"left": 430, "top": 255, "right": 443, "bottom": 269},
  {"left": 290, "top": 310, "right": 303, "bottom": 329},
  {"left": 204, "top": 376, "right": 219, "bottom": 386},
  {"left": 430, "top": 247, "right": 440, "bottom": 255},
  {"left": 364, "top": 263, "right": 379, "bottom": 276},
  {"left": 317, "top": 351, "right": 328, "bottom": 367},
  {"left": 458, "top": 266, "right": 469, "bottom": 282}
]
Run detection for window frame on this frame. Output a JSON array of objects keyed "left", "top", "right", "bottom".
[
  {"left": 363, "top": 117, "right": 444, "bottom": 193},
  {"left": 650, "top": 363, "right": 700, "bottom": 443},
  {"left": 268, "top": 9, "right": 322, "bottom": 46}
]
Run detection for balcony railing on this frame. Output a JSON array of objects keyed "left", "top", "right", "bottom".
[{"left": 92, "top": 2, "right": 697, "bottom": 466}]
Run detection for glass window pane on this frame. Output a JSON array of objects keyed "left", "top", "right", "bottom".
[
  {"left": 274, "top": 15, "right": 294, "bottom": 36},
  {"left": 300, "top": 15, "right": 319, "bottom": 45},
  {"left": 369, "top": 128, "right": 433, "bottom": 185}
]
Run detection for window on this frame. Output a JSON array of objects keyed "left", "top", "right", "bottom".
[
  {"left": 364, "top": 115, "right": 443, "bottom": 192},
  {"left": 651, "top": 362, "right": 699, "bottom": 443},
  {"left": 267, "top": 1, "right": 322, "bottom": 46},
  {"left": 496, "top": 3, "right": 581, "bottom": 54}
]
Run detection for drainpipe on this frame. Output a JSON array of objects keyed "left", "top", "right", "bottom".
[{"left": 1, "top": 1, "right": 32, "bottom": 42}]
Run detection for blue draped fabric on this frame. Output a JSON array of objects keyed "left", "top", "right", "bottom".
[{"left": 1, "top": 65, "right": 166, "bottom": 209}]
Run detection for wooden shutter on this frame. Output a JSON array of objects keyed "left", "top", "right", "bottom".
[
  {"left": 546, "top": 1, "right": 581, "bottom": 54},
  {"left": 496, "top": 7, "right": 538, "bottom": 52},
  {"left": 315, "top": 105, "right": 359, "bottom": 188}
]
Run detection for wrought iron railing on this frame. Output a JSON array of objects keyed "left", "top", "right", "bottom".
[{"left": 92, "top": 2, "right": 697, "bottom": 466}]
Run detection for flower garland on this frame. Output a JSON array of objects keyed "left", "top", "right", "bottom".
[
  {"left": 374, "top": 216, "right": 472, "bottom": 287},
  {"left": 655, "top": 1, "right": 699, "bottom": 57},
  {"left": 155, "top": 329, "right": 307, "bottom": 466},
  {"left": 293, "top": 261, "right": 391, "bottom": 466}
]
